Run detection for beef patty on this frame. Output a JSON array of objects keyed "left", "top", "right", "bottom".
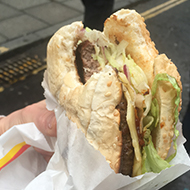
[
  {"left": 117, "top": 95, "right": 134, "bottom": 176},
  {"left": 75, "top": 40, "right": 134, "bottom": 176},
  {"left": 75, "top": 40, "right": 101, "bottom": 84}
]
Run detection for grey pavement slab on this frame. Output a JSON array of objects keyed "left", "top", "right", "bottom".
[
  {"left": 35, "top": 14, "right": 83, "bottom": 38},
  {"left": 62, "top": 0, "right": 84, "bottom": 13},
  {"left": 1, "top": 0, "right": 49, "bottom": 10},
  {"left": 0, "top": 0, "right": 144, "bottom": 56},
  {"left": 0, "top": 14, "right": 83, "bottom": 54},
  {"left": 25, "top": 2, "right": 81, "bottom": 25},
  {"left": 0, "top": 3, "right": 21, "bottom": 21},
  {"left": 0, "top": 14, "right": 48, "bottom": 39},
  {"left": 0, "top": 34, "right": 7, "bottom": 44},
  {"left": 53, "top": 0, "right": 68, "bottom": 2}
]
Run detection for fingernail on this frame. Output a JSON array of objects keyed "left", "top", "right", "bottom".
[
  {"left": 48, "top": 123, "right": 52, "bottom": 129},
  {"left": 48, "top": 116, "right": 56, "bottom": 129}
]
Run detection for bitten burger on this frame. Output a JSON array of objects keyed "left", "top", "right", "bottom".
[{"left": 46, "top": 9, "right": 182, "bottom": 177}]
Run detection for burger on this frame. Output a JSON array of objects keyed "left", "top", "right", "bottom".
[{"left": 46, "top": 9, "right": 182, "bottom": 177}]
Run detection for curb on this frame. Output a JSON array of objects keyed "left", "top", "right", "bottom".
[{"left": 0, "top": 0, "right": 145, "bottom": 60}]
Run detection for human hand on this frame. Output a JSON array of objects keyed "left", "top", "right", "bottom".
[{"left": 0, "top": 100, "right": 57, "bottom": 162}]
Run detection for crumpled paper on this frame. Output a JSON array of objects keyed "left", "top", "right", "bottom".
[
  {"left": 0, "top": 122, "right": 56, "bottom": 190},
  {"left": 1, "top": 70, "right": 190, "bottom": 190}
]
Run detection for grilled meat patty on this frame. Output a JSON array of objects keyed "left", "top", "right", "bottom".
[{"left": 75, "top": 40, "right": 134, "bottom": 176}]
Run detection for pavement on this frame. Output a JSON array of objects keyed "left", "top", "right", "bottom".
[{"left": 0, "top": 0, "right": 144, "bottom": 56}]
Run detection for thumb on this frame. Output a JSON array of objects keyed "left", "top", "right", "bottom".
[
  {"left": 36, "top": 111, "right": 57, "bottom": 137},
  {"left": 23, "top": 100, "right": 57, "bottom": 137}
]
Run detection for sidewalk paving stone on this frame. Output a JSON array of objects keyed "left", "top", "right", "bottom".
[
  {"left": 53, "top": 0, "right": 68, "bottom": 2},
  {"left": 0, "top": 0, "right": 144, "bottom": 55},
  {"left": 62, "top": 0, "right": 84, "bottom": 13},
  {"left": 0, "top": 34, "right": 7, "bottom": 44},
  {"left": 1, "top": 0, "right": 49, "bottom": 10},
  {"left": 25, "top": 2, "right": 81, "bottom": 25},
  {"left": 0, "top": 3, "right": 21, "bottom": 21},
  {"left": 0, "top": 14, "right": 48, "bottom": 39}
]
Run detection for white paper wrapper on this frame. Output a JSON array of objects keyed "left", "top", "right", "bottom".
[
  {"left": 0, "top": 122, "right": 56, "bottom": 189},
  {"left": 30, "top": 70, "right": 189, "bottom": 190},
  {"left": 1, "top": 70, "right": 190, "bottom": 190}
]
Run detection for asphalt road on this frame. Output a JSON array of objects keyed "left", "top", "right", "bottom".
[{"left": 0, "top": 0, "right": 189, "bottom": 189}]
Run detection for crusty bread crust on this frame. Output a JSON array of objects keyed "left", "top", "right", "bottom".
[
  {"left": 104, "top": 9, "right": 159, "bottom": 87},
  {"left": 47, "top": 22, "right": 83, "bottom": 102},
  {"left": 47, "top": 22, "right": 122, "bottom": 173}
]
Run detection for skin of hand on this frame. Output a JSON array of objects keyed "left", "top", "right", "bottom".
[{"left": 0, "top": 100, "right": 57, "bottom": 162}]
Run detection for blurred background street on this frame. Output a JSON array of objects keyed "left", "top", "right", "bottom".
[{"left": 0, "top": 0, "right": 189, "bottom": 189}]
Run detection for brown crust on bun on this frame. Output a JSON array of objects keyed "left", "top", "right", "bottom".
[{"left": 104, "top": 9, "right": 159, "bottom": 87}]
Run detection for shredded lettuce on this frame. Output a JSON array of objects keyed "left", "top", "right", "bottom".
[
  {"left": 85, "top": 27, "right": 92, "bottom": 32},
  {"left": 104, "top": 44, "right": 149, "bottom": 96},
  {"left": 92, "top": 46, "right": 106, "bottom": 68},
  {"left": 91, "top": 37, "right": 149, "bottom": 95},
  {"left": 124, "top": 55, "right": 148, "bottom": 94},
  {"left": 103, "top": 42, "right": 152, "bottom": 121},
  {"left": 104, "top": 43, "right": 126, "bottom": 71},
  {"left": 84, "top": 27, "right": 110, "bottom": 47}
]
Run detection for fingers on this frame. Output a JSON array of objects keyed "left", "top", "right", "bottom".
[
  {"left": 36, "top": 108, "right": 57, "bottom": 137},
  {"left": 22, "top": 100, "right": 57, "bottom": 137},
  {"left": 0, "top": 100, "right": 57, "bottom": 137},
  {"left": 0, "top": 108, "right": 25, "bottom": 135},
  {"left": 0, "top": 100, "right": 56, "bottom": 165}
]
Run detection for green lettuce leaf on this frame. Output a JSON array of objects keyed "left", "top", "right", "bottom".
[
  {"left": 142, "top": 73, "right": 181, "bottom": 173},
  {"left": 142, "top": 106, "right": 171, "bottom": 174},
  {"left": 142, "top": 137, "right": 171, "bottom": 173},
  {"left": 143, "top": 98, "right": 159, "bottom": 145},
  {"left": 144, "top": 98, "right": 159, "bottom": 132},
  {"left": 85, "top": 27, "right": 92, "bottom": 32},
  {"left": 151, "top": 73, "right": 180, "bottom": 126},
  {"left": 151, "top": 73, "right": 181, "bottom": 162}
]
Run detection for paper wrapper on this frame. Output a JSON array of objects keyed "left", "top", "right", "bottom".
[
  {"left": 28, "top": 70, "right": 189, "bottom": 190},
  {"left": 1, "top": 70, "right": 190, "bottom": 190},
  {"left": 0, "top": 122, "right": 56, "bottom": 189}
]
